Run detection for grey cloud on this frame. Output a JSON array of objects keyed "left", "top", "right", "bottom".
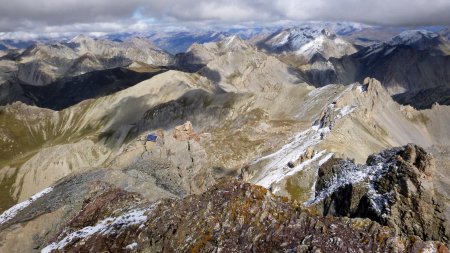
[
  {"left": 277, "top": 0, "right": 450, "bottom": 26},
  {"left": 0, "top": 0, "right": 449, "bottom": 34},
  {"left": 0, "top": 0, "right": 144, "bottom": 32}
]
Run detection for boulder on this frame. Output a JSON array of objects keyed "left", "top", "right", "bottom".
[{"left": 312, "top": 144, "right": 449, "bottom": 245}]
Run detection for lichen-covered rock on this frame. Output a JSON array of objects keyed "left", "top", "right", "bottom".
[
  {"left": 311, "top": 144, "right": 449, "bottom": 245},
  {"left": 42, "top": 178, "right": 447, "bottom": 252}
]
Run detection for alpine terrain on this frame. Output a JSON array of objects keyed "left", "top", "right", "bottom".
[{"left": 0, "top": 9, "right": 449, "bottom": 253}]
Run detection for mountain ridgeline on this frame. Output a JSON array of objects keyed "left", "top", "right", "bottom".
[{"left": 0, "top": 24, "right": 450, "bottom": 252}]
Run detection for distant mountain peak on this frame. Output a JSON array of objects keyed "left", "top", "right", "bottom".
[
  {"left": 389, "top": 30, "right": 440, "bottom": 50},
  {"left": 282, "top": 26, "right": 323, "bottom": 49},
  {"left": 127, "top": 36, "right": 150, "bottom": 43},
  {"left": 219, "top": 35, "right": 251, "bottom": 51},
  {"left": 320, "top": 28, "right": 336, "bottom": 39},
  {"left": 261, "top": 26, "right": 343, "bottom": 53},
  {"left": 69, "top": 34, "right": 96, "bottom": 44},
  {"left": 125, "top": 36, "right": 160, "bottom": 50}
]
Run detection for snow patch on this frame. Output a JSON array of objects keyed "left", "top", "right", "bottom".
[
  {"left": 339, "top": 105, "right": 356, "bottom": 117},
  {"left": 125, "top": 242, "right": 138, "bottom": 250},
  {"left": 0, "top": 187, "right": 53, "bottom": 225},
  {"left": 305, "top": 152, "right": 397, "bottom": 219},
  {"left": 334, "top": 37, "right": 349, "bottom": 46},
  {"left": 225, "top": 35, "right": 237, "bottom": 47},
  {"left": 363, "top": 44, "right": 384, "bottom": 58},
  {"left": 252, "top": 84, "right": 358, "bottom": 190},
  {"left": 318, "top": 153, "right": 334, "bottom": 166},
  {"left": 390, "top": 30, "right": 438, "bottom": 46},
  {"left": 288, "top": 27, "right": 323, "bottom": 49},
  {"left": 356, "top": 85, "right": 364, "bottom": 93},
  {"left": 42, "top": 202, "right": 160, "bottom": 253},
  {"left": 305, "top": 162, "right": 369, "bottom": 206},
  {"left": 296, "top": 35, "right": 326, "bottom": 56},
  {"left": 252, "top": 122, "right": 332, "bottom": 188},
  {"left": 272, "top": 32, "right": 289, "bottom": 46},
  {"left": 307, "top": 85, "right": 333, "bottom": 98},
  {"left": 267, "top": 22, "right": 367, "bottom": 51},
  {"left": 383, "top": 47, "right": 395, "bottom": 56}
]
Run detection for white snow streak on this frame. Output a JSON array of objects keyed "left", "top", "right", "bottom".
[
  {"left": 318, "top": 153, "right": 334, "bottom": 166},
  {"left": 339, "top": 105, "right": 356, "bottom": 117},
  {"left": 252, "top": 125, "right": 330, "bottom": 188},
  {"left": 296, "top": 35, "right": 326, "bottom": 56},
  {"left": 225, "top": 35, "right": 236, "bottom": 47},
  {"left": 305, "top": 157, "right": 396, "bottom": 212},
  {"left": 0, "top": 187, "right": 53, "bottom": 225},
  {"left": 125, "top": 242, "right": 138, "bottom": 250},
  {"left": 251, "top": 84, "right": 358, "bottom": 190},
  {"left": 41, "top": 202, "right": 160, "bottom": 253}
]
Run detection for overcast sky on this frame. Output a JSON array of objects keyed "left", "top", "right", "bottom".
[{"left": 0, "top": 0, "right": 449, "bottom": 39}]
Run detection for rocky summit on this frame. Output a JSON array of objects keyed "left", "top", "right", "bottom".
[
  {"left": 41, "top": 178, "right": 447, "bottom": 253},
  {"left": 311, "top": 144, "right": 449, "bottom": 244}
]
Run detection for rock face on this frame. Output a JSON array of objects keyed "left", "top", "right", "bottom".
[
  {"left": 331, "top": 31, "right": 450, "bottom": 108},
  {"left": 42, "top": 178, "right": 447, "bottom": 253},
  {"left": 172, "top": 121, "right": 200, "bottom": 142},
  {"left": 0, "top": 35, "right": 175, "bottom": 107},
  {"left": 294, "top": 29, "right": 357, "bottom": 62},
  {"left": 311, "top": 144, "right": 449, "bottom": 244},
  {"left": 389, "top": 30, "right": 444, "bottom": 51},
  {"left": 253, "top": 27, "right": 355, "bottom": 87},
  {"left": 255, "top": 26, "right": 356, "bottom": 57},
  {"left": 176, "top": 35, "right": 304, "bottom": 93},
  {"left": 287, "top": 147, "right": 317, "bottom": 168},
  {"left": 1, "top": 29, "right": 450, "bottom": 253},
  {"left": 19, "top": 67, "right": 167, "bottom": 110},
  {"left": 299, "top": 57, "right": 340, "bottom": 86},
  {"left": 393, "top": 86, "right": 450, "bottom": 109},
  {"left": 0, "top": 35, "right": 174, "bottom": 88}
]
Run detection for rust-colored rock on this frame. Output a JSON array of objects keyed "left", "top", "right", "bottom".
[
  {"left": 173, "top": 121, "right": 200, "bottom": 142},
  {"left": 43, "top": 178, "right": 447, "bottom": 253}
]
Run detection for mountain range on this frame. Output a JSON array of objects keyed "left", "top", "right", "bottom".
[{"left": 0, "top": 23, "right": 449, "bottom": 252}]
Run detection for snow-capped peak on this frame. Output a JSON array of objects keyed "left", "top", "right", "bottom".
[
  {"left": 263, "top": 22, "right": 365, "bottom": 53},
  {"left": 389, "top": 30, "right": 439, "bottom": 49},
  {"left": 284, "top": 27, "right": 323, "bottom": 50},
  {"left": 295, "top": 31, "right": 356, "bottom": 61}
]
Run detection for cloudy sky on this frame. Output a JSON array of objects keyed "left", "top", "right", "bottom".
[{"left": 1, "top": 0, "right": 449, "bottom": 39}]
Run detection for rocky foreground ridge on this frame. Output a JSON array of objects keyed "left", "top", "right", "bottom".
[
  {"left": 40, "top": 178, "right": 446, "bottom": 253},
  {"left": 34, "top": 144, "right": 450, "bottom": 253},
  {"left": 0, "top": 144, "right": 447, "bottom": 252}
]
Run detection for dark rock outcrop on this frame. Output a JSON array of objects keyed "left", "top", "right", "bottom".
[
  {"left": 393, "top": 86, "right": 450, "bottom": 109},
  {"left": 312, "top": 144, "right": 449, "bottom": 245},
  {"left": 331, "top": 34, "right": 450, "bottom": 108},
  {"left": 42, "top": 178, "right": 447, "bottom": 252}
]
